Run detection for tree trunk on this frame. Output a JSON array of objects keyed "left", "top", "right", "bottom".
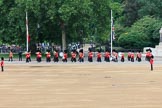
[{"left": 61, "top": 23, "right": 66, "bottom": 51}]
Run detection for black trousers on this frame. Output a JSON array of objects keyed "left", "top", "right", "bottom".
[
  {"left": 105, "top": 57, "right": 110, "bottom": 62},
  {"left": 62, "top": 58, "right": 67, "bottom": 62},
  {"left": 46, "top": 57, "right": 51, "bottom": 62},
  {"left": 151, "top": 64, "right": 153, "bottom": 71},
  {"left": 121, "top": 58, "right": 124, "bottom": 62},
  {"left": 37, "top": 57, "right": 41, "bottom": 62},
  {"left": 88, "top": 57, "right": 93, "bottom": 62},
  {"left": 137, "top": 57, "right": 141, "bottom": 62},
  {"left": 97, "top": 57, "right": 101, "bottom": 62},
  {"left": 54, "top": 57, "right": 59, "bottom": 62},
  {"left": 1, "top": 66, "right": 4, "bottom": 72},
  {"left": 71, "top": 58, "right": 76, "bottom": 62},
  {"left": 131, "top": 58, "right": 134, "bottom": 62},
  {"left": 79, "top": 57, "right": 84, "bottom": 62},
  {"left": 26, "top": 58, "right": 31, "bottom": 62}
]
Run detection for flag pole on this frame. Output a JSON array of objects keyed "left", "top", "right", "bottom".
[
  {"left": 110, "top": 10, "right": 113, "bottom": 55},
  {"left": 26, "top": 11, "right": 29, "bottom": 52}
]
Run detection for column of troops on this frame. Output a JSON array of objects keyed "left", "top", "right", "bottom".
[
  {"left": 6, "top": 48, "right": 153, "bottom": 63},
  {"left": 21, "top": 48, "right": 153, "bottom": 63}
]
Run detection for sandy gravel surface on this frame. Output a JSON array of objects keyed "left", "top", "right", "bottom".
[{"left": 0, "top": 62, "right": 162, "bottom": 108}]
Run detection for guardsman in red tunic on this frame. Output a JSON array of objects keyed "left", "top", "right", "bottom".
[
  {"left": 36, "top": 50, "right": 42, "bottom": 62},
  {"left": 78, "top": 49, "right": 84, "bottom": 62},
  {"left": 8, "top": 50, "right": 13, "bottom": 62},
  {"left": 131, "top": 51, "right": 134, "bottom": 62},
  {"left": 1, "top": 57, "right": 4, "bottom": 72},
  {"left": 146, "top": 51, "right": 150, "bottom": 61},
  {"left": 26, "top": 51, "right": 31, "bottom": 63},
  {"left": 88, "top": 49, "right": 93, "bottom": 62},
  {"left": 127, "top": 50, "right": 131, "bottom": 61},
  {"left": 46, "top": 50, "right": 51, "bottom": 62},
  {"left": 62, "top": 50, "right": 68, "bottom": 62},
  {"left": 150, "top": 55, "right": 154, "bottom": 71},
  {"left": 136, "top": 51, "right": 142, "bottom": 62},
  {"left": 104, "top": 50, "right": 110, "bottom": 62},
  {"left": 71, "top": 50, "right": 77, "bottom": 62},
  {"left": 54, "top": 50, "right": 59, "bottom": 62},
  {"left": 121, "top": 52, "right": 125, "bottom": 62},
  {"left": 97, "top": 50, "right": 102, "bottom": 62},
  {"left": 145, "top": 49, "right": 153, "bottom": 70},
  {"left": 145, "top": 49, "right": 151, "bottom": 61}
]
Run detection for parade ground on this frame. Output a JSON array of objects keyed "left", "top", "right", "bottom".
[{"left": 1, "top": 61, "right": 162, "bottom": 108}]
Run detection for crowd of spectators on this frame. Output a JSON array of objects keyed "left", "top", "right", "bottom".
[{"left": 0, "top": 44, "right": 23, "bottom": 53}]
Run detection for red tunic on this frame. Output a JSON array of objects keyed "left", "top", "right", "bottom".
[
  {"left": 146, "top": 52, "right": 151, "bottom": 58},
  {"left": 71, "top": 52, "right": 76, "bottom": 58},
  {"left": 26, "top": 53, "right": 30, "bottom": 58},
  {"left": 150, "top": 58, "right": 154, "bottom": 65},
  {"left": 105, "top": 52, "right": 110, "bottom": 58},
  {"left": 88, "top": 52, "right": 93, "bottom": 58},
  {"left": 79, "top": 52, "right": 84, "bottom": 58},
  {"left": 128, "top": 52, "right": 131, "bottom": 57},
  {"left": 54, "top": 52, "right": 59, "bottom": 58},
  {"left": 63, "top": 53, "right": 67, "bottom": 59},
  {"left": 121, "top": 53, "right": 124, "bottom": 58},
  {"left": 46, "top": 52, "right": 51, "bottom": 58},
  {"left": 97, "top": 53, "right": 102, "bottom": 58},
  {"left": 137, "top": 53, "right": 142, "bottom": 58},
  {"left": 131, "top": 53, "right": 134, "bottom": 58},
  {"left": 37, "top": 52, "right": 42, "bottom": 58},
  {"left": 1, "top": 61, "right": 4, "bottom": 66}
]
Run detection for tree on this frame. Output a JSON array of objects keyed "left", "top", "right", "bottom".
[
  {"left": 123, "top": 0, "right": 140, "bottom": 27},
  {"left": 50, "top": 0, "right": 93, "bottom": 51},
  {"left": 118, "top": 16, "right": 162, "bottom": 49},
  {"left": 137, "top": 0, "right": 162, "bottom": 19},
  {"left": 89, "top": 0, "right": 123, "bottom": 44}
]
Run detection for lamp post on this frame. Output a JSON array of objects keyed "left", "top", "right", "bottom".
[{"left": 159, "top": 27, "right": 162, "bottom": 43}]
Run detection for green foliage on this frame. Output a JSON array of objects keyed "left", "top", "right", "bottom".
[
  {"left": 118, "top": 31, "right": 150, "bottom": 49},
  {"left": 0, "top": 0, "right": 162, "bottom": 50},
  {"left": 0, "top": 0, "right": 123, "bottom": 46},
  {"left": 123, "top": 0, "right": 140, "bottom": 27},
  {"left": 137, "top": 0, "right": 162, "bottom": 18},
  {"left": 118, "top": 16, "right": 162, "bottom": 49}
]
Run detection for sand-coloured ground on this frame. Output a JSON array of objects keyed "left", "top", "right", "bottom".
[{"left": 0, "top": 62, "right": 162, "bottom": 108}]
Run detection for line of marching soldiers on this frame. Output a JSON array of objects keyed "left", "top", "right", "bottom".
[
  {"left": 23, "top": 49, "right": 147, "bottom": 63},
  {"left": 5, "top": 48, "right": 154, "bottom": 72},
  {"left": 25, "top": 49, "right": 56, "bottom": 63}
]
